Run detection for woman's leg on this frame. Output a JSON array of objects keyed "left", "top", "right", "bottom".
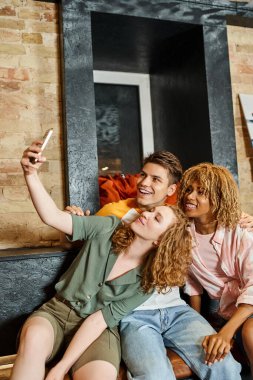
[
  {"left": 71, "top": 328, "right": 120, "bottom": 380},
  {"left": 162, "top": 305, "right": 242, "bottom": 380},
  {"left": 10, "top": 316, "right": 55, "bottom": 380},
  {"left": 73, "top": 361, "right": 117, "bottom": 380},
  {"left": 120, "top": 310, "right": 176, "bottom": 380},
  {"left": 241, "top": 318, "right": 253, "bottom": 376}
]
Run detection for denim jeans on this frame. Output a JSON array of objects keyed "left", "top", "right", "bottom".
[{"left": 120, "top": 305, "right": 242, "bottom": 380}]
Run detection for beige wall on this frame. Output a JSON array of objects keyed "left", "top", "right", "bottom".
[
  {"left": 0, "top": 0, "right": 64, "bottom": 248},
  {"left": 0, "top": 1, "right": 253, "bottom": 249},
  {"left": 227, "top": 25, "right": 253, "bottom": 216}
]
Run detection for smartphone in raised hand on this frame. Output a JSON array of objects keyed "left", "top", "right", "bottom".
[{"left": 30, "top": 128, "right": 53, "bottom": 164}]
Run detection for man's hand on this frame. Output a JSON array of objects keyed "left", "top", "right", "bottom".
[
  {"left": 239, "top": 212, "right": 253, "bottom": 232},
  {"left": 65, "top": 205, "right": 90, "bottom": 216},
  {"left": 202, "top": 331, "right": 233, "bottom": 366},
  {"left": 21, "top": 140, "right": 46, "bottom": 175}
]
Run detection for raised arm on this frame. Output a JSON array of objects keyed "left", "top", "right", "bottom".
[
  {"left": 45, "top": 310, "right": 107, "bottom": 380},
  {"left": 21, "top": 141, "right": 73, "bottom": 236}
]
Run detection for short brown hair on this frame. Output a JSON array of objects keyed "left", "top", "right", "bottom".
[{"left": 143, "top": 151, "right": 182, "bottom": 185}]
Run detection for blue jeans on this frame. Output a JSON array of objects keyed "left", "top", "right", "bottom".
[{"left": 120, "top": 305, "right": 242, "bottom": 380}]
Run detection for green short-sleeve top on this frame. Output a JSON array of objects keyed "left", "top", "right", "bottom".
[{"left": 55, "top": 215, "right": 151, "bottom": 328}]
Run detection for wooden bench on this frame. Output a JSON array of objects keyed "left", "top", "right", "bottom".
[
  {"left": 0, "top": 355, "right": 16, "bottom": 380},
  {"left": 0, "top": 352, "right": 194, "bottom": 380}
]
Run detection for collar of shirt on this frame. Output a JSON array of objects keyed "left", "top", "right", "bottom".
[
  {"left": 105, "top": 251, "right": 143, "bottom": 285},
  {"left": 189, "top": 222, "right": 225, "bottom": 256}
]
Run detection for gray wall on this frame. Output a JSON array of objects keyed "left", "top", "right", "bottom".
[{"left": 0, "top": 249, "right": 77, "bottom": 355}]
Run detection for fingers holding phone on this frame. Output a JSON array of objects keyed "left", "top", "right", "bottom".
[
  {"left": 30, "top": 128, "right": 53, "bottom": 164},
  {"left": 21, "top": 129, "right": 53, "bottom": 174}
]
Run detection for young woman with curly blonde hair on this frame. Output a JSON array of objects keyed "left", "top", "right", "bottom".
[
  {"left": 12, "top": 142, "right": 193, "bottom": 380},
  {"left": 178, "top": 162, "right": 253, "bottom": 376},
  {"left": 113, "top": 205, "right": 192, "bottom": 293}
]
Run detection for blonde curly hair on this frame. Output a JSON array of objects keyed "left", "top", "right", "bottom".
[
  {"left": 177, "top": 162, "right": 241, "bottom": 229},
  {"left": 112, "top": 205, "right": 192, "bottom": 293}
]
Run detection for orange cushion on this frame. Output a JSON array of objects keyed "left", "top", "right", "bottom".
[
  {"left": 99, "top": 173, "right": 178, "bottom": 207},
  {"left": 98, "top": 174, "right": 139, "bottom": 207}
]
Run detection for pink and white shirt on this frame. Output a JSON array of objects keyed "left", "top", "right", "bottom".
[{"left": 184, "top": 223, "right": 253, "bottom": 320}]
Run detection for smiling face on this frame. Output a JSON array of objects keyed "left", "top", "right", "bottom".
[
  {"left": 136, "top": 163, "right": 176, "bottom": 210},
  {"left": 183, "top": 181, "right": 214, "bottom": 223},
  {"left": 130, "top": 205, "right": 177, "bottom": 244}
]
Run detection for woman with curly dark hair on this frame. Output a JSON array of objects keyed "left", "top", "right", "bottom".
[
  {"left": 12, "top": 141, "right": 192, "bottom": 380},
  {"left": 178, "top": 162, "right": 253, "bottom": 376}
]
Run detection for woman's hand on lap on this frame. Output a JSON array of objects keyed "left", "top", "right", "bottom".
[{"left": 202, "top": 331, "right": 232, "bottom": 366}]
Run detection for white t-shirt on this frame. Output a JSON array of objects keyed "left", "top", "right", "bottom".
[{"left": 135, "top": 287, "right": 186, "bottom": 310}]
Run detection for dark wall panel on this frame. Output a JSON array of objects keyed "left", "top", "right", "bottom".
[
  {"left": 203, "top": 25, "right": 238, "bottom": 180},
  {"left": 0, "top": 250, "right": 77, "bottom": 355},
  {"left": 60, "top": 5, "right": 100, "bottom": 212},
  {"left": 91, "top": 12, "right": 194, "bottom": 73},
  {"left": 150, "top": 27, "right": 212, "bottom": 170}
]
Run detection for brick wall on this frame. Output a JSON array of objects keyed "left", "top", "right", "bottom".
[
  {"left": 0, "top": 2, "right": 253, "bottom": 249},
  {"left": 0, "top": 0, "right": 64, "bottom": 249},
  {"left": 227, "top": 25, "right": 253, "bottom": 216}
]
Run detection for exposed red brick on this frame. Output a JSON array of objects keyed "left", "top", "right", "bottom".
[
  {"left": 0, "top": 6, "right": 16, "bottom": 16},
  {"left": 42, "top": 11, "right": 57, "bottom": 22},
  {"left": 31, "top": 1, "right": 57, "bottom": 11},
  {"left": 236, "top": 63, "right": 253, "bottom": 74},
  {"left": 0, "top": 79, "right": 21, "bottom": 91},
  {"left": 8, "top": 68, "right": 30, "bottom": 81}
]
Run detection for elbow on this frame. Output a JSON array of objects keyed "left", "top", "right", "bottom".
[
  {"left": 37, "top": 207, "right": 65, "bottom": 231},
  {"left": 38, "top": 213, "right": 55, "bottom": 227}
]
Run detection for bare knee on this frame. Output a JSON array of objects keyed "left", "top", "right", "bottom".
[{"left": 18, "top": 317, "right": 54, "bottom": 359}]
